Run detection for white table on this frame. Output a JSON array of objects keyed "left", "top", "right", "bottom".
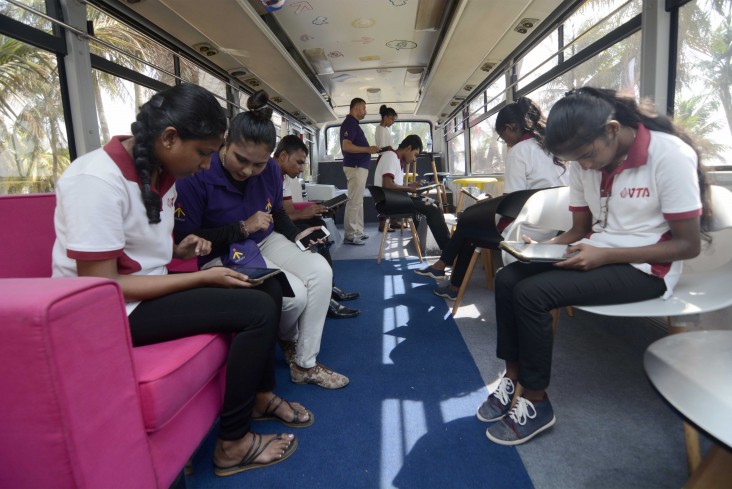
[{"left": 644, "top": 330, "right": 732, "bottom": 488}]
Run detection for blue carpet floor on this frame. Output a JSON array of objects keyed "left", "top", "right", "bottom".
[{"left": 186, "top": 259, "right": 532, "bottom": 489}]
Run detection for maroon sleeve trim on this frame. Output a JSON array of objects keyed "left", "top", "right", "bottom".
[
  {"left": 569, "top": 205, "right": 590, "bottom": 212},
  {"left": 68, "top": 249, "right": 124, "bottom": 261},
  {"left": 663, "top": 208, "right": 702, "bottom": 221}
]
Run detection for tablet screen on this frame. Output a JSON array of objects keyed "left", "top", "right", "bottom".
[
  {"left": 499, "top": 242, "right": 575, "bottom": 263},
  {"left": 230, "top": 267, "right": 281, "bottom": 283},
  {"left": 320, "top": 193, "right": 349, "bottom": 209}
]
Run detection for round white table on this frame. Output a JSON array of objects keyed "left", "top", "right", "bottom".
[
  {"left": 644, "top": 330, "right": 732, "bottom": 449},
  {"left": 644, "top": 330, "right": 732, "bottom": 488}
]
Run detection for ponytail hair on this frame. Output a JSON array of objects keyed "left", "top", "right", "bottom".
[
  {"left": 496, "top": 96, "right": 564, "bottom": 171},
  {"left": 379, "top": 104, "right": 397, "bottom": 121},
  {"left": 131, "top": 83, "right": 226, "bottom": 223},
  {"left": 545, "top": 86, "right": 710, "bottom": 231},
  {"left": 226, "top": 89, "right": 277, "bottom": 152}
]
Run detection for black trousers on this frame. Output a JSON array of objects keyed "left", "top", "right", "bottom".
[
  {"left": 410, "top": 196, "right": 451, "bottom": 250},
  {"left": 494, "top": 262, "right": 666, "bottom": 390},
  {"left": 128, "top": 278, "right": 282, "bottom": 440},
  {"left": 438, "top": 225, "right": 475, "bottom": 287}
]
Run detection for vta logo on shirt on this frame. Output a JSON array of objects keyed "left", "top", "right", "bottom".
[
  {"left": 231, "top": 248, "right": 244, "bottom": 261},
  {"left": 174, "top": 205, "right": 186, "bottom": 219},
  {"left": 619, "top": 187, "right": 650, "bottom": 198},
  {"left": 265, "top": 198, "right": 273, "bottom": 212}
]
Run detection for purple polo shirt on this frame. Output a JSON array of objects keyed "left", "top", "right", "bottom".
[
  {"left": 175, "top": 153, "right": 284, "bottom": 264},
  {"left": 340, "top": 114, "right": 371, "bottom": 169}
]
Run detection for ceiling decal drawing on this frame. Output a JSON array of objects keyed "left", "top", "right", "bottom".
[
  {"left": 386, "top": 40, "right": 417, "bottom": 50},
  {"left": 352, "top": 18, "right": 376, "bottom": 28}
]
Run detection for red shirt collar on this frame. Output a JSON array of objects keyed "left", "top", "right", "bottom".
[
  {"left": 103, "top": 135, "right": 175, "bottom": 195},
  {"left": 519, "top": 133, "right": 534, "bottom": 142},
  {"left": 620, "top": 123, "right": 650, "bottom": 170}
]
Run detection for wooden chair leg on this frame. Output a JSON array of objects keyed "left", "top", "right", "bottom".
[
  {"left": 480, "top": 249, "right": 494, "bottom": 291},
  {"left": 665, "top": 316, "right": 703, "bottom": 475},
  {"left": 566, "top": 306, "right": 574, "bottom": 317},
  {"left": 683, "top": 444, "right": 732, "bottom": 489},
  {"left": 377, "top": 218, "right": 389, "bottom": 264},
  {"left": 455, "top": 191, "right": 465, "bottom": 216},
  {"left": 408, "top": 217, "right": 423, "bottom": 263},
  {"left": 452, "top": 248, "right": 481, "bottom": 315},
  {"left": 550, "top": 309, "right": 560, "bottom": 335},
  {"left": 683, "top": 422, "right": 702, "bottom": 476}
]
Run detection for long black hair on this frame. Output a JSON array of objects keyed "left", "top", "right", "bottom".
[
  {"left": 545, "top": 86, "right": 710, "bottom": 230},
  {"left": 496, "top": 96, "right": 564, "bottom": 171},
  {"left": 226, "top": 89, "right": 276, "bottom": 152},
  {"left": 131, "top": 83, "right": 226, "bottom": 223}
]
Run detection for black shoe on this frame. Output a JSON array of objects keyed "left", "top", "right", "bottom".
[
  {"left": 327, "top": 299, "right": 360, "bottom": 319},
  {"left": 332, "top": 286, "right": 359, "bottom": 301}
]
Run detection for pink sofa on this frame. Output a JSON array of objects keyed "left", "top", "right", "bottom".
[{"left": 0, "top": 193, "right": 229, "bottom": 488}]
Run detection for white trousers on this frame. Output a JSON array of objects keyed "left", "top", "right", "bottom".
[
  {"left": 343, "top": 166, "right": 369, "bottom": 239},
  {"left": 259, "top": 232, "right": 332, "bottom": 368}
]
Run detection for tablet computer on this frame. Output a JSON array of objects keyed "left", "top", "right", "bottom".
[
  {"left": 320, "top": 193, "right": 349, "bottom": 210},
  {"left": 230, "top": 266, "right": 282, "bottom": 285},
  {"left": 499, "top": 241, "right": 576, "bottom": 263},
  {"left": 414, "top": 183, "right": 438, "bottom": 194}
]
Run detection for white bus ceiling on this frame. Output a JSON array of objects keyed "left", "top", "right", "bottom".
[{"left": 117, "top": 0, "right": 564, "bottom": 125}]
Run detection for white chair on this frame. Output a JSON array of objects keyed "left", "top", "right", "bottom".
[
  {"left": 499, "top": 186, "right": 574, "bottom": 325},
  {"left": 575, "top": 185, "right": 732, "bottom": 320},
  {"left": 501, "top": 186, "right": 573, "bottom": 254},
  {"left": 573, "top": 185, "right": 732, "bottom": 475}
]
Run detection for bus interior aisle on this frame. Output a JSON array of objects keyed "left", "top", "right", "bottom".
[{"left": 325, "top": 221, "right": 732, "bottom": 489}]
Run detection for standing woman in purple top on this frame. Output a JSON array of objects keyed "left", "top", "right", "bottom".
[
  {"left": 52, "top": 84, "right": 307, "bottom": 477},
  {"left": 340, "top": 97, "right": 380, "bottom": 245}
]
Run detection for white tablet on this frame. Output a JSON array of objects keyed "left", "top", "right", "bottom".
[{"left": 499, "top": 241, "right": 576, "bottom": 263}]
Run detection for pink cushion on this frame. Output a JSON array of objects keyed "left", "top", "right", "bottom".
[
  {"left": 293, "top": 201, "right": 315, "bottom": 210},
  {"left": 0, "top": 194, "right": 56, "bottom": 278},
  {"left": 133, "top": 334, "right": 229, "bottom": 431},
  {"left": 0, "top": 278, "right": 157, "bottom": 488}
]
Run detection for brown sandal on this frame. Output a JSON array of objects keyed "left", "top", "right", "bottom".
[
  {"left": 214, "top": 433, "right": 298, "bottom": 477},
  {"left": 252, "top": 394, "right": 315, "bottom": 428}
]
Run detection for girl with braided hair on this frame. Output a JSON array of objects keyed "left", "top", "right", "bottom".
[
  {"left": 478, "top": 86, "right": 709, "bottom": 446},
  {"left": 175, "top": 89, "right": 350, "bottom": 390},
  {"left": 53, "top": 83, "right": 308, "bottom": 477}
]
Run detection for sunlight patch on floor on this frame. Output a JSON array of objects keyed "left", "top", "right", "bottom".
[
  {"left": 383, "top": 274, "right": 409, "bottom": 365},
  {"left": 380, "top": 398, "right": 427, "bottom": 488},
  {"left": 440, "top": 387, "right": 487, "bottom": 423},
  {"left": 452, "top": 303, "right": 482, "bottom": 318}
]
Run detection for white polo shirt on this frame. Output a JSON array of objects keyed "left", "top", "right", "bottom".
[
  {"left": 568, "top": 124, "right": 702, "bottom": 296},
  {"left": 373, "top": 150, "right": 404, "bottom": 187},
  {"left": 503, "top": 137, "right": 569, "bottom": 193},
  {"left": 282, "top": 174, "right": 304, "bottom": 203},
  {"left": 52, "top": 136, "right": 177, "bottom": 315}
]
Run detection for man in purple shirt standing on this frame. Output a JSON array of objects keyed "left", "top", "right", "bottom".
[{"left": 340, "top": 97, "right": 380, "bottom": 245}]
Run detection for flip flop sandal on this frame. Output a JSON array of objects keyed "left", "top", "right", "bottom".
[
  {"left": 252, "top": 394, "right": 315, "bottom": 428},
  {"left": 214, "top": 433, "right": 298, "bottom": 477}
]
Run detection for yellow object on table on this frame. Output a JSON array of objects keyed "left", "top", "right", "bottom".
[{"left": 451, "top": 177, "right": 498, "bottom": 213}]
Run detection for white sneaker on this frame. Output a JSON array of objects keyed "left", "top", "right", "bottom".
[
  {"left": 344, "top": 236, "right": 366, "bottom": 246},
  {"left": 357, "top": 232, "right": 370, "bottom": 240}
]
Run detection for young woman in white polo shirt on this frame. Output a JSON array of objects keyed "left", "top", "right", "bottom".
[
  {"left": 480, "top": 87, "right": 709, "bottom": 446},
  {"left": 416, "top": 97, "right": 567, "bottom": 298},
  {"left": 52, "top": 84, "right": 308, "bottom": 476}
]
